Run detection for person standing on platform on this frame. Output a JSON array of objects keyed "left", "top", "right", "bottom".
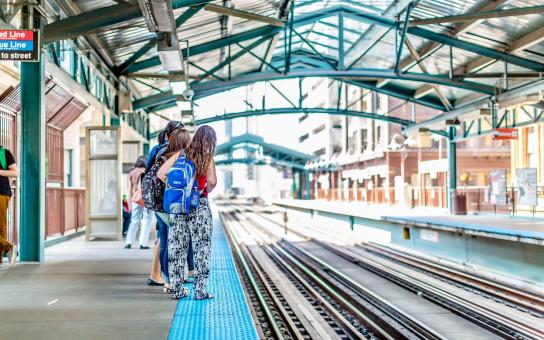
[
  {"left": 0, "top": 146, "right": 18, "bottom": 267},
  {"left": 160, "top": 125, "right": 217, "bottom": 300},
  {"left": 154, "top": 128, "right": 192, "bottom": 292},
  {"left": 145, "top": 121, "right": 195, "bottom": 289},
  {"left": 125, "top": 155, "right": 154, "bottom": 249}
]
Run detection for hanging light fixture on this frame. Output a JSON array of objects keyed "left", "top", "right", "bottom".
[{"left": 138, "top": 0, "right": 176, "bottom": 32}]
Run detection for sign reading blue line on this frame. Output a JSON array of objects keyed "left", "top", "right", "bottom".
[{"left": 0, "top": 40, "right": 34, "bottom": 51}]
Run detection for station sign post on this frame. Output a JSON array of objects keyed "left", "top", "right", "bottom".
[{"left": 0, "top": 29, "right": 40, "bottom": 61}]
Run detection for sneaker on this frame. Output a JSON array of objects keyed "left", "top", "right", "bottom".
[
  {"left": 6, "top": 245, "right": 17, "bottom": 267},
  {"left": 124, "top": 244, "right": 131, "bottom": 249},
  {"left": 139, "top": 245, "right": 150, "bottom": 249}
]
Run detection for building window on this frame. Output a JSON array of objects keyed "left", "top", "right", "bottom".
[
  {"left": 361, "top": 129, "right": 368, "bottom": 152},
  {"left": 376, "top": 126, "right": 382, "bottom": 145},
  {"left": 298, "top": 133, "right": 309, "bottom": 143},
  {"left": 313, "top": 124, "right": 326, "bottom": 134},
  {"left": 528, "top": 127, "right": 537, "bottom": 168},
  {"left": 314, "top": 148, "right": 326, "bottom": 157},
  {"left": 298, "top": 114, "right": 309, "bottom": 123},
  {"left": 65, "top": 149, "right": 73, "bottom": 187}
]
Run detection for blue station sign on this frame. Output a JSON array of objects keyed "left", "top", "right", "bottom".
[{"left": 0, "top": 29, "right": 40, "bottom": 61}]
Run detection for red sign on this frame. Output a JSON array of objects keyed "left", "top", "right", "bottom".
[
  {"left": 494, "top": 128, "right": 518, "bottom": 140},
  {"left": 0, "top": 30, "right": 34, "bottom": 40},
  {"left": 0, "top": 29, "right": 40, "bottom": 62}
]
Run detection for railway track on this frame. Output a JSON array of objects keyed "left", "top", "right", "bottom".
[
  {"left": 235, "top": 205, "right": 544, "bottom": 340},
  {"left": 221, "top": 206, "right": 446, "bottom": 340},
  {"left": 255, "top": 207, "right": 544, "bottom": 319}
]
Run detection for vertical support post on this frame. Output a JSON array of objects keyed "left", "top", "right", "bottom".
[
  {"left": 285, "top": 0, "right": 294, "bottom": 74},
  {"left": 338, "top": 10, "right": 345, "bottom": 70},
  {"left": 298, "top": 78, "right": 303, "bottom": 108},
  {"left": 20, "top": 6, "right": 45, "bottom": 262},
  {"left": 503, "top": 62, "right": 509, "bottom": 91},
  {"left": 449, "top": 45, "right": 454, "bottom": 80},
  {"left": 304, "top": 171, "right": 311, "bottom": 200},
  {"left": 447, "top": 126, "right": 457, "bottom": 214},
  {"left": 395, "top": 2, "right": 413, "bottom": 74}
]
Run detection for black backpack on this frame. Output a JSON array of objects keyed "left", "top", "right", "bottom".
[{"left": 142, "top": 155, "right": 167, "bottom": 212}]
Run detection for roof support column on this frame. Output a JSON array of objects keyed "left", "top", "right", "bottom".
[
  {"left": 447, "top": 126, "right": 457, "bottom": 214},
  {"left": 19, "top": 6, "right": 46, "bottom": 262},
  {"left": 304, "top": 171, "right": 311, "bottom": 200}
]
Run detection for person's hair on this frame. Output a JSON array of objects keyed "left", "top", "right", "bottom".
[
  {"left": 158, "top": 130, "right": 167, "bottom": 145},
  {"left": 164, "top": 121, "right": 183, "bottom": 139},
  {"left": 165, "top": 129, "right": 191, "bottom": 158},
  {"left": 134, "top": 155, "right": 147, "bottom": 168},
  {"left": 186, "top": 125, "right": 217, "bottom": 176}
]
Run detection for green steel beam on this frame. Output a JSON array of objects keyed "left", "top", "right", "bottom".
[
  {"left": 20, "top": 13, "right": 45, "bottom": 262},
  {"left": 395, "top": 2, "right": 413, "bottom": 74},
  {"left": 236, "top": 42, "right": 282, "bottom": 73},
  {"left": 447, "top": 126, "right": 457, "bottom": 214},
  {"left": 44, "top": 0, "right": 210, "bottom": 43},
  {"left": 133, "top": 90, "right": 175, "bottom": 111},
  {"left": 116, "top": 3, "right": 207, "bottom": 75},
  {"left": 125, "top": 6, "right": 339, "bottom": 74},
  {"left": 293, "top": 29, "right": 337, "bottom": 69},
  {"left": 194, "top": 107, "right": 413, "bottom": 126},
  {"left": 191, "top": 69, "right": 496, "bottom": 99},
  {"left": 342, "top": 6, "right": 544, "bottom": 72},
  {"left": 193, "top": 36, "right": 273, "bottom": 83},
  {"left": 338, "top": 10, "right": 345, "bottom": 70},
  {"left": 44, "top": 2, "right": 140, "bottom": 43}
]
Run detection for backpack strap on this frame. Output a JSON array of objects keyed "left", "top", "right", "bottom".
[
  {"left": 0, "top": 147, "right": 6, "bottom": 170},
  {"left": 156, "top": 144, "right": 168, "bottom": 159}
]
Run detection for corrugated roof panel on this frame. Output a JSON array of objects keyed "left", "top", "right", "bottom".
[{"left": 48, "top": 99, "right": 88, "bottom": 130}]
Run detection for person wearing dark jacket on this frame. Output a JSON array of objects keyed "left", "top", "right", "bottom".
[{"left": 0, "top": 146, "right": 18, "bottom": 267}]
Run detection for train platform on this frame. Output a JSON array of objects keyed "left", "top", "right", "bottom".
[
  {"left": 0, "top": 212, "right": 258, "bottom": 340},
  {"left": 274, "top": 199, "right": 544, "bottom": 284},
  {"left": 275, "top": 199, "right": 544, "bottom": 245}
]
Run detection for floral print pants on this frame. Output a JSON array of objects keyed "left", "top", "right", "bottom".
[{"left": 168, "top": 198, "right": 213, "bottom": 299}]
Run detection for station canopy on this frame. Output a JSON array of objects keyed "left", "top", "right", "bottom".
[{"left": 42, "top": 0, "right": 544, "bottom": 133}]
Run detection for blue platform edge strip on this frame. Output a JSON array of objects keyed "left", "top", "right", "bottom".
[
  {"left": 385, "top": 215, "right": 544, "bottom": 240},
  {"left": 168, "top": 214, "right": 258, "bottom": 340}
]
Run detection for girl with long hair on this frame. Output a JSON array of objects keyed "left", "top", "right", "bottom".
[
  {"left": 155, "top": 129, "right": 192, "bottom": 292},
  {"left": 160, "top": 125, "right": 217, "bottom": 300}
]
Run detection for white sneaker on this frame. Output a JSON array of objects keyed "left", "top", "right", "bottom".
[{"left": 6, "top": 245, "right": 17, "bottom": 267}]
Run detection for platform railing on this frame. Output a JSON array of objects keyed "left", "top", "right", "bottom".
[{"left": 44, "top": 188, "right": 86, "bottom": 239}]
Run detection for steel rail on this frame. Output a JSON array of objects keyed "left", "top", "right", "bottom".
[
  {"left": 252, "top": 209, "right": 544, "bottom": 339},
  {"left": 224, "top": 209, "right": 365, "bottom": 340},
  {"left": 226, "top": 208, "right": 445, "bottom": 340},
  {"left": 219, "top": 212, "right": 289, "bottom": 340},
  {"left": 258, "top": 209, "right": 544, "bottom": 317}
]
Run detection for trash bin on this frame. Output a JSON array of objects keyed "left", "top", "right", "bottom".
[{"left": 452, "top": 191, "right": 467, "bottom": 215}]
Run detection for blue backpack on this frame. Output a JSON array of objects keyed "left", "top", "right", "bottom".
[{"left": 163, "top": 155, "right": 200, "bottom": 215}]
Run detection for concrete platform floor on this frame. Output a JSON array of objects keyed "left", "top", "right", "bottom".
[{"left": 0, "top": 237, "right": 177, "bottom": 340}]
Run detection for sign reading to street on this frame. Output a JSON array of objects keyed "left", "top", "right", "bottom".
[{"left": 0, "top": 29, "right": 40, "bottom": 61}]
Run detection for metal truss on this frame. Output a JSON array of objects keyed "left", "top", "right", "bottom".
[
  {"left": 40, "top": 1, "right": 544, "bottom": 136},
  {"left": 195, "top": 107, "right": 413, "bottom": 126},
  {"left": 456, "top": 105, "right": 544, "bottom": 142},
  {"left": 214, "top": 133, "right": 313, "bottom": 170}
]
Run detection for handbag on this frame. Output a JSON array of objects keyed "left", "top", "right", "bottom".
[{"left": 131, "top": 173, "right": 145, "bottom": 206}]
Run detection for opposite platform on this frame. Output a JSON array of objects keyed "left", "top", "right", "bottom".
[
  {"left": 276, "top": 199, "right": 544, "bottom": 245},
  {"left": 168, "top": 211, "right": 258, "bottom": 340}
]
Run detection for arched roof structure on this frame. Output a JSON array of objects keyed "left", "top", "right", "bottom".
[{"left": 41, "top": 0, "right": 544, "bottom": 137}]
